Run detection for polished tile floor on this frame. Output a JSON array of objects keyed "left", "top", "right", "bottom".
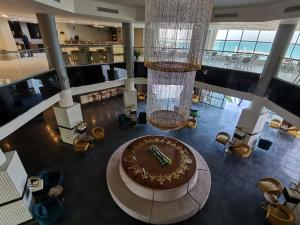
[{"left": 1, "top": 97, "right": 299, "bottom": 225}]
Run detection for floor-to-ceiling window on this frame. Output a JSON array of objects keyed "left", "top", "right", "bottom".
[{"left": 212, "top": 29, "right": 277, "bottom": 55}]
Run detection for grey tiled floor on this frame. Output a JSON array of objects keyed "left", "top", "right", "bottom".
[{"left": 1, "top": 97, "right": 299, "bottom": 225}]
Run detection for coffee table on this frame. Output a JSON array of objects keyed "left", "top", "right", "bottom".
[{"left": 283, "top": 187, "right": 300, "bottom": 210}]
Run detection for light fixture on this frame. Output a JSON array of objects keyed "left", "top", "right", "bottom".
[
  {"left": 144, "top": 0, "right": 213, "bottom": 130},
  {"left": 2, "top": 14, "right": 8, "bottom": 18}
]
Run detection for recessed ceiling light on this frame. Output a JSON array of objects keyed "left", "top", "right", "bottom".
[{"left": 2, "top": 14, "right": 8, "bottom": 18}]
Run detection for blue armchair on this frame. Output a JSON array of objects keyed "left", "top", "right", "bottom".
[
  {"left": 32, "top": 198, "right": 64, "bottom": 225},
  {"left": 38, "top": 170, "right": 64, "bottom": 192}
]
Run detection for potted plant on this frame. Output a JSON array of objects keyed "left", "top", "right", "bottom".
[{"left": 134, "top": 50, "right": 141, "bottom": 61}]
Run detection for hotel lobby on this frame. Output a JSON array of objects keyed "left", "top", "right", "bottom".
[{"left": 0, "top": 0, "right": 300, "bottom": 225}]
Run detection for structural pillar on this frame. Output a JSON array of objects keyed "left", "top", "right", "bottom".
[
  {"left": 0, "top": 148, "right": 6, "bottom": 166},
  {"left": 37, "top": 14, "right": 83, "bottom": 144},
  {"left": 122, "top": 22, "right": 137, "bottom": 116},
  {"left": 234, "top": 23, "right": 297, "bottom": 148}
]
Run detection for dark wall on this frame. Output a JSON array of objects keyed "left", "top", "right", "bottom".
[
  {"left": 133, "top": 62, "right": 260, "bottom": 93},
  {"left": 266, "top": 78, "right": 300, "bottom": 117}
]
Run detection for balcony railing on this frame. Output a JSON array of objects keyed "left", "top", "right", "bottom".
[
  {"left": 133, "top": 47, "right": 268, "bottom": 74},
  {"left": 276, "top": 58, "right": 300, "bottom": 86},
  {"left": 0, "top": 70, "right": 61, "bottom": 126}
]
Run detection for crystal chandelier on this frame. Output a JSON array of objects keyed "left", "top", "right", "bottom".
[{"left": 145, "top": 0, "right": 213, "bottom": 130}]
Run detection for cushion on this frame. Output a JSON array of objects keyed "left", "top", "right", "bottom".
[
  {"left": 217, "top": 135, "right": 229, "bottom": 142},
  {"left": 259, "top": 181, "right": 279, "bottom": 193},
  {"left": 39, "top": 205, "right": 48, "bottom": 217}
]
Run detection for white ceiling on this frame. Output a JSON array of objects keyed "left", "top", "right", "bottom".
[{"left": 98, "top": 0, "right": 289, "bottom": 8}]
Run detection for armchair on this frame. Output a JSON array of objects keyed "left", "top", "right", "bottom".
[
  {"left": 215, "top": 132, "right": 230, "bottom": 145},
  {"left": 32, "top": 198, "right": 64, "bottom": 225},
  {"left": 73, "top": 137, "right": 91, "bottom": 152},
  {"left": 38, "top": 170, "right": 64, "bottom": 192},
  {"left": 266, "top": 204, "right": 295, "bottom": 225},
  {"left": 270, "top": 119, "right": 282, "bottom": 129},
  {"left": 230, "top": 143, "right": 252, "bottom": 158},
  {"left": 257, "top": 177, "right": 283, "bottom": 197},
  {"left": 192, "top": 95, "right": 200, "bottom": 103},
  {"left": 137, "top": 92, "right": 146, "bottom": 101},
  {"left": 91, "top": 127, "right": 105, "bottom": 140}
]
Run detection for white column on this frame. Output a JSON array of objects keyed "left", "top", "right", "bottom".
[
  {"left": 37, "top": 14, "right": 83, "bottom": 144},
  {"left": 206, "top": 29, "right": 218, "bottom": 50},
  {"left": 122, "top": 22, "right": 137, "bottom": 116},
  {"left": 0, "top": 148, "right": 6, "bottom": 166},
  {"left": 234, "top": 23, "right": 297, "bottom": 148},
  {"left": 255, "top": 23, "right": 297, "bottom": 97},
  {"left": 36, "top": 13, "right": 73, "bottom": 107}
]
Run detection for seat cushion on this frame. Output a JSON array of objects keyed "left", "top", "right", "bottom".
[
  {"left": 270, "top": 208, "right": 289, "bottom": 220},
  {"left": 217, "top": 135, "right": 229, "bottom": 143},
  {"left": 259, "top": 181, "right": 279, "bottom": 193}
]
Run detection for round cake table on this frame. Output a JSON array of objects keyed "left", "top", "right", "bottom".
[{"left": 106, "top": 136, "right": 211, "bottom": 224}]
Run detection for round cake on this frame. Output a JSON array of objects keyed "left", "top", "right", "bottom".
[{"left": 121, "top": 136, "right": 197, "bottom": 189}]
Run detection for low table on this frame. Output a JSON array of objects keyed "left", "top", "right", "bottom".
[
  {"left": 28, "top": 177, "right": 44, "bottom": 193},
  {"left": 283, "top": 187, "right": 300, "bottom": 210}
]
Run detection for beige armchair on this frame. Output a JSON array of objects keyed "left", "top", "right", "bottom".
[
  {"left": 230, "top": 143, "right": 252, "bottom": 158},
  {"left": 192, "top": 95, "right": 200, "bottom": 103},
  {"left": 91, "top": 127, "right": 105, "bottom": 140},
  {"left": 266, "top": 204, "right": 295, "bottom": 225},
  {"left": 215, "top": 132, "right": 230, "bottom": 145},
  {"left": 270, "top": 119, "right": 282, "bottom": 129},
  {"left": 186, "top": 118, "right": 197, "bottom": 128},
  {"left": 257, "top": 177, "right": 283, "bottom": 197},
  {"left": 73, "top": 138, "right": 90, "bottom": 152},
  {"left": 137, "top": 92, "right": 146, "bottom": 101}
]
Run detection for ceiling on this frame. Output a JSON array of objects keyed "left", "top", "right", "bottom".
[{"left": 98, "top": 0, "right": 289, "bottom": 8}]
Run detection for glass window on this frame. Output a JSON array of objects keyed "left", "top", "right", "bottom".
[
  {"left": 291, "top": 45, "right": 300, "bottom": 59},
  {"left": 258, "top": 31, "right": 276, "bottom": 42},
  {"left": 285, "top": 44, "right": 295, "bottom": 58},
  {"left": 213, "top": 40, "right": 225, "bottom": 51},
  {"left": 255, "top": 42, "right": 272, "bottom": 55},
  {"left": 291, "top": 31, "right": 300, "bottom": 44},
  {"left": 216, "top": 30, "right": 227, "bottom": 40},
  {"left": 242, "top": 30, "right": 259, "bottom": 41},
  {"left": 224, "top": 41, "right": 239, "bottom": 52},
  {"left": 238, "top": 41, "right": 256, "bottom": 53},
  {"left": 226, "top": 30, "right": 243, "bottom": 40}
]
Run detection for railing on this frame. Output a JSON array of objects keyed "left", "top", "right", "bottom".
[
  {"left": 0, "top": 48, "right": 49, "bottom": 84},
  {"left": 133, "top": 47, "right": 267, "bottom": 74},
  {"left": 276, "top": 58, "right": 300, "bottom": 86},
  {"left": 0, "top": 70, "right": 61, "bottom": 126}
]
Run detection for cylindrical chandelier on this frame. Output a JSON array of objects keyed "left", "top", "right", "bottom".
[{"left": 145, "top": 0, "right": 213, "bottom": 130}]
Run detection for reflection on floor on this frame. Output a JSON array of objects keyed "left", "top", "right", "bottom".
[{"left": 0, "top": 97, "right": 299, "bottom": 225}]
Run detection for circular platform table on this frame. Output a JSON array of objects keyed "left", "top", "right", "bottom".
[{"left": 106, "top": 136, "right": 211, "bottom": 224}]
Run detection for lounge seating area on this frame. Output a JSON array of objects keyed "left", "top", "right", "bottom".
[{"left": 256, "top": 177, "right": 297, "bottom": 225}]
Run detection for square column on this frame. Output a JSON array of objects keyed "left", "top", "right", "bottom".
[
  {"left": 0, "top": 151, "right": 32, "bottom": 225},
  {"left": 53, "top": 102, "right": 83, "bottom": 144},
  {"left": 234, "top": 108, "right": 269, "bottom": 148}
]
